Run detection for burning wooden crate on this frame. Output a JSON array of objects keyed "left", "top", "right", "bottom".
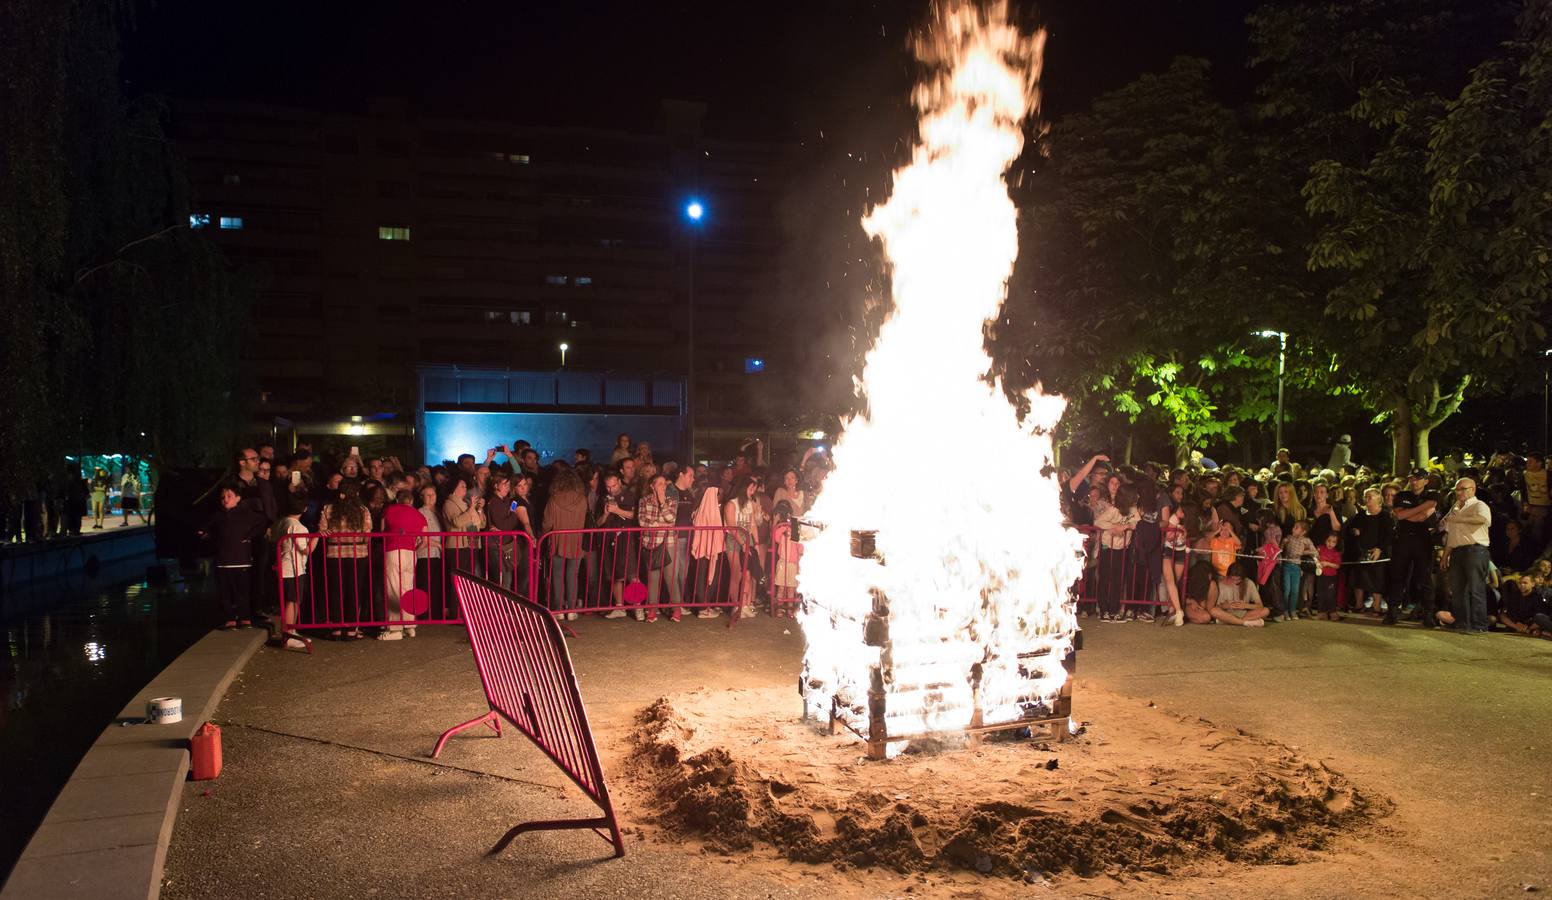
[{"left": 800, "top": 532, "right": 1080, "bottom": 760}]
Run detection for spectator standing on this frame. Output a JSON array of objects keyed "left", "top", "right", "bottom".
[
  {"left": 380, "top": 489, "right": 424, "bottom": 640},
  {"left": 89, "top": 467, "right": 111, "bottom": 529},
  {"left": 200, "top": 483, "right": 270, "bottom": 630},
  {"left": 441, "top": 478, "right": 486, "bottom": 580},
  {"left": 119, "top": 468, "right": 146, "bottom": 526},
  {"left": 1328, "top": 435, "right": 1353, "bottom": 472},
  {"left": 1439, "top": 477, "right": 1492, "bottom": 633},
  {"left": 319, "top": 484, "right": 372, "bottom": 639},
  {"left": 1523, "top": 453, "right": 1550, "bottom": 544},
  {"left": 542, "top": 468, "right": 589, "bottom": 620},
  {"left": 611, "top": 434, "right": 633, "bottom": 465},
  {"left": 722, "top": 475, "right": 761, "bottom": 618},
  {"left": 413, "top": 484, "right": 446, "bottom": 618},
  {"left": 1281, "top": 521, "right": 1317, "bottom": 621},
  {"left": 1389, "top": 469, "right": 1440, "bottom": 627},
  {"left": 1345, "top": 489, "right": 1393, "bottom": 615},
  {"left": 639, "top": 473, "right": 678, "bottom": 621},
  {"left": 1092, "top": 485, "right": 1140, "bottom": 622},
  {"left": 1315, "top": 533, "right": 1344, "bottom": 619},
  {"left": 271, "top": 492, "right": 314, "bottom": 649},
  {"left": 597, "top": 472, "right": 638, "bottom": 616}
]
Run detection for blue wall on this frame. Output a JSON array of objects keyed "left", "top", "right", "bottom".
[{"left": 423, "top": 411, "right": 683, "bottom": 465}]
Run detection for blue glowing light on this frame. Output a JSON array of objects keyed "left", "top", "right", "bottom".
[
  {"left": 744, "top": 357, "right": 765, "bottom": 374},
  {"left": 685, "top": 200, "right": 704, "bottom": 221}
]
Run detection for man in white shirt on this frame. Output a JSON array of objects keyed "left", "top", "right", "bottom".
[{"left": 1439, "top": 477, "right": 1491, "bottom": 633}]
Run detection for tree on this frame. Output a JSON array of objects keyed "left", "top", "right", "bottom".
[
  {"left": 999, "top": 57, "right": 1306, "bottom": 464},
  {"left": 0, "top": 0, "right": 252, "bottom": 478},
  {"left": 1251, "top": 0, "right": 1535, "bottom": 470}
]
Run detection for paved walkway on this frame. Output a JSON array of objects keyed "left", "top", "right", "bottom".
[
  {"left": 3, "top": 627, "right": 264, "bottom": 900},
  {"left": 162, "top": 615, "right": 1552, "bottom": 899}
]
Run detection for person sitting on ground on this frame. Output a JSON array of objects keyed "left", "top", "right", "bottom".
[{"left": 1211, "top": 564, "right": 1270, "bottom": 628}]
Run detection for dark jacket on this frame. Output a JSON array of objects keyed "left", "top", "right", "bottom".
[{"left": 205, "top": 500, "right": 271, "bottom": 567}]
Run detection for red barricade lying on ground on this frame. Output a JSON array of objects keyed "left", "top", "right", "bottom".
[
  {"left": 434, "top": 570, "right": 625, "bottom": 858},
  {"left": 533, "top": 525, "right": 756, "bottom": 623},
  {"left": 274, "top": 530, "right": 535, "bottom": 649}
]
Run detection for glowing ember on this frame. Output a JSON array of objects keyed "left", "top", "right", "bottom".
[{"left": 798, "top": 1, "right": 1083, "bottom": 756}]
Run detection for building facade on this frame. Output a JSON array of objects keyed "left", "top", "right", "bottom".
[{"left": 173, "top": 97, "right": 798, "bottom": 460}]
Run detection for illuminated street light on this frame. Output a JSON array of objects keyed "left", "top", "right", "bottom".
[
  {"left": 1255, "top": 330, "right": 1288, "bottom": 451},
  {"left": 559, "top": 342, "right": 570, "bottom": 367},
  {"left": 684, "top": 198, "right": 706, "bottom": 457}
]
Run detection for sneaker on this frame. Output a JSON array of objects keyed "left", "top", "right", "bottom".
[
  {"left": 1135, "top": 611, "right": 1154, "bottom": 623},
  {"left": 632, "top": 610, "right": 646, "bottom": 622},
  {"left": 697, "top": 608, "right": 722, "bottom": 619},
  {"left": 565, "top": 612, "right": 579, "bottom": 621},
  {"left": 670, "top": 610, "right": 682, "bottom": 622},
  {"left": 739, "top": 606, "right": 759, "bottom": 618},
  {"left": 1243, "top": 618, "right": 1265, "bottom": 628},
  {"left": 376, "top": 630, "right": 404, "bottom": 641},
  {"left": 605, "top": 609, "right": 628, "bottom": 619},
  {"left": 404, "top": 627, "right": 417, "bottom": 638},
  {"left": 283, "top": 637, "right": 307, "bottom": 650},
  {"left": 1172, "top": 608, "right": 1184, "bottom": 627}
]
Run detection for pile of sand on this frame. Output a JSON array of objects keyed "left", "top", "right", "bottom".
[{"left": 619, "top": 684, "right": 1388, "bottom": 882}]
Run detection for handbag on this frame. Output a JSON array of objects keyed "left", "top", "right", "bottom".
[{"left": 646, "top": 542, "right": 672, "bottom": 571}]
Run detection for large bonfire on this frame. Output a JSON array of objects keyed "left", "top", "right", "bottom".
[{"left": 797, "top": 0, "right": 1083, "bottom": 754}]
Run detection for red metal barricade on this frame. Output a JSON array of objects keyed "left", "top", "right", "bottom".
[
  {"left": 533, "top": 525, "right": 757, "bottom": 624},
  {"left": 274, "top": 530, "right": 535, "bottom": 650},
  {"left": 433, "top": 571, "right": 625, "bottom": 858},
  {"left": 1070, "top": 524, "right": 1194, "bottom": 620}
]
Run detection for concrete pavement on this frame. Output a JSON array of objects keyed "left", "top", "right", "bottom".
[{"left": 161, "top": 614, "right": 1552, "bottom": 898}]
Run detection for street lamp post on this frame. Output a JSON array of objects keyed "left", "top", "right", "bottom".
[
  {"left": 1541, "top": 348, "right": 1551, "bottom": 451},
  {"left": 684, "top": 199, "right": 704, "bottom": 460},
  {"left": 558, "top": 342, "right": 569, "bottom": 367},
  {"left": 1256, "top": 330, "right": 1288, "bottom": 452}
]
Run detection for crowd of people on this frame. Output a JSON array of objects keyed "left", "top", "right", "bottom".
[
  {"left": 0, "top": 464, "right": 150, "bottom": 542},
  {"left": 1063, "top": 440, "right": 1552, "bottom": 639},
  {"left": 199, "top": 435, "right": 828, "bottom": 646}
]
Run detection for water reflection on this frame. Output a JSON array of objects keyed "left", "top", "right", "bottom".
[{"left": 0, "top": 560, "right": 213, "bottom": 880}]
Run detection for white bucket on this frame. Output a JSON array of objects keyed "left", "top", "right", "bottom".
[{"left": 147, "top": 697, "right": 183, "bottom": 725}]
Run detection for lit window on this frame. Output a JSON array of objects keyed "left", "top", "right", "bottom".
[
  {"left": 745, "top": 357, "right": 766, "bottom": 374},
  {"left": 575, "top": 275, "right": 593, "bottom": 286},
  {"left": 510, "top": 310, "right": 532, "bottom": 325},
  {"left": 219, "top": 216, "right": 243, "bottom": 230},
  {"left": 189, "top": 213, "right": 211, "bottom": 229},
  {"left": 378, "top": 226, "right": 411, "bottom": 241},
  {"left": 509, "top": 153, "right": 530, "bottom": 165},
  {"left": 545, "top": 275, "right": 568, "bottom": 286},
  {"left": 546, "top": 310, "right": 569, "bottom": 325},
  {"left": 223, "top": 173, "right": 241, "bottom": 186}
]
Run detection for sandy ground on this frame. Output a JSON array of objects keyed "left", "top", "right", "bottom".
[{"left": 162, "top": 613, "right": 1552, "bottom": 899}]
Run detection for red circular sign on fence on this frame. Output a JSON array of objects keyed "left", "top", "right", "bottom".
[
  {"left": 621, "top": 581, "right": 648, "bottom": 607},
  {"left": 400, "top": 588, "right": 430, "bottom": 617}
]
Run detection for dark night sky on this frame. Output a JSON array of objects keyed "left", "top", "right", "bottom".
[{"left": 123, "top": 0, "right": 1265, "bottom": 139}]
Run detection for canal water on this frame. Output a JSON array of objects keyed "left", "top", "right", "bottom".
[{"left": 0, "top": 555, "right": 214, "bottom": 881}]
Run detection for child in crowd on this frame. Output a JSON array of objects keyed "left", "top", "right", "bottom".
[
  {"left": 271, "top": 491, "right": 314, "bottom": 649},
  {"left": 1281, "top": 520, "right": 1317, "bottom": 621},
  {"left": 1315, "top": 532, "right": 1343, "bottom": 620},
  {"left": 1256, "top": 522, "right": 1283, "bottom": 616},
  {"left": 1208, "top": 519, "right": 1240, "bottom": 577}
]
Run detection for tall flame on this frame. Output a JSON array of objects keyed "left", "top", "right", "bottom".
[{"left": 798, "top": 1, "right": 1083, "bottom": 747}]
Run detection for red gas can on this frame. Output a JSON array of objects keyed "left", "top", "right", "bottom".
[{"left": 190, "top": 722, "right": 223, "bottom": 781}]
